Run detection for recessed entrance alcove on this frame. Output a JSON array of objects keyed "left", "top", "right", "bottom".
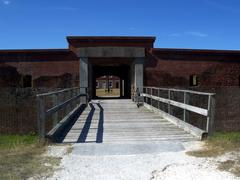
[{"left": 67, "top": 36, "right": 156, "bottom": 100}]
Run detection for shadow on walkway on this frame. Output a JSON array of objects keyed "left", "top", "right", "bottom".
[
  {"left": 56, "top": 105, "right": 86, "bottom": 143},
  {"left": 76, "top": 103, "right": 105, "bottom": 143},
  {"left": 77, "top": 103, "right": 95, "bottom": 143},
  {"left": 58, "top": 102, "right": 105, "bottom": 143},
  {"left": 96, "top": 103, "right": 104, "bottom": 143}
]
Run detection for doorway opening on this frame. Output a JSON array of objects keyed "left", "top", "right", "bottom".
[
  {"left": 96, "top": 75, "right": 121, "bottom": 98},
  {"left": 92, "top": 65, "right": 131, "bottom": 99}
]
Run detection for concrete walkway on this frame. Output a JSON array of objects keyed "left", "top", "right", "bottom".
[
  {"left": 47, "top": 141, "right": 238, "bottom": 180},
  {"left": 63, "top": 99, "right": 196, "bottom": 143}
]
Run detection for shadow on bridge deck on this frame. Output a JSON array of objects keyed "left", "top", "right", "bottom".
[{"left": 60, "top": 99, "right": 197, "bottom": 144}]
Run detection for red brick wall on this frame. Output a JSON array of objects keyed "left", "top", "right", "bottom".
[
  {"left": 1, "top": 47, "right": 240, "bottom": 133},
  {"left": 145, "top": 51, "right": 240, "bottom": 87},
  {"left": 4, "top": 61, "right": 79, "bottom": 80},
  {"left": 0, "top": 49, "right": 80, "bottom": 88},
  {"left": 0, "top": 61, "right": 79, "bottom": 88},
  {"left": 144, "top": 50, "right": 240, "bottom": 132}
]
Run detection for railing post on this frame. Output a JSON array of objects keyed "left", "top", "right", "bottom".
[
  {"left": 79, "top": 88, "right": 82, "bottom": 104},
  {"left": 158, "top": 88, "right": 160, "bottom": 110},
  {"left": 74, "top": 88, "right": 79, "bottom": 106},
  {"left": 150, "top": 88, "right": 153, "bottom": 106},
  {"left": 67, "top": 89, "right": 71, "bottom": 113},
  {"left": 52, "top": 94, "right": 59, "bottom": 127},
  {"left": 136, "top": 88, "right": 140, "bottom": 105},
  {"left": 70, "top": 89, "right": 74, "bottom": 110},
  {"left": 183, "top": 92, "right": 190, "bottom": 122},
  {"left": 143, "top": 87, "right": 146, "bottom": 103},
  {"left": 63, "top": 91, "right": 67, "bottom": 116},
  {"left": 207, "top": 95, "right": 215, "bottom": 135},
  {"left": 37, "top": 96, "right": 45, "bottom": 142},
  {"left": 168, "top": 90, "right": 171, "bottom": 114},
  {"left": 146, "top": 87, "right": 149, "bottom": 104},
  {"left": 79, "top": 87, "right": 87, "bottom": 105},
  {"left": 134, "top": 87, "right": 137, "bottom": 103},
  {"left": 85, "top": 87, "right": 88, "bottom": 104}
]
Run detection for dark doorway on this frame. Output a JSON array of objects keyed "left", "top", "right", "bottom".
[{"left": 92, "top": 65, "right": 131, "bottom": 99}]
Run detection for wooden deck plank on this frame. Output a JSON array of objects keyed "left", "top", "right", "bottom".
[{"left": 62, "top": 99, "right": 197, "bottom": 143}]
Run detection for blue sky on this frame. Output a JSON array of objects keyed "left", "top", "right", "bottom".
[{"left": 0, "top": 0, "right": 239, "bottom": 50}]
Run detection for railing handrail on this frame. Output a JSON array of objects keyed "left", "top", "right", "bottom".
[
  {"left": 36, "top": 87, "right": 88, "bottom": 141},
  {"left": 143, "top": 86, "right": 215, "bottom": 96},
  {"left": 45, "top": 93, "right": 86, "bottom": 117},
  {"left": 36, "top": 87, "right": 87, "bottom": 97},
  {"left": 142, "top": 93, "right": 208, "bottom": 116},
  {"left": 137, "top": 86, "right": 215, "bottom": 137}
]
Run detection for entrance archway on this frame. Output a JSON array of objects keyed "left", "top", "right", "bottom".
[{"left": 67, "top": 37, "right": 156, "bottom": 101}]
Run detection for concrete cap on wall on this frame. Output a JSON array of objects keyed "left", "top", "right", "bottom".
[{"left": 67, "top": 36, "right": 156, "bottom": 48}]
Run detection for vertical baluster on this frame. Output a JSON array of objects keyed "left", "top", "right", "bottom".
[
  {"left": 85, "top": 87, "right": 88, "bottom": 104},
  {"left": 207, "top": 95, "right": 215, "bottom": 135},
  {"left": 68, "top": 90, "right": 71, "bottom": 113},
  {"left": 63, "top": 91, "right": 67, "bottom": 116},
  {"left": 37, "top": 96, "right": 45, "bottom": 142},
  {"left": 143, "top": 87, "right": 146, "bottom": 103},
  {"left": 151, "top": 87, "right": 152, "bottom": 106},
  {"left": 52, "top": 93, "right": 59, "bottom": 127},
  {"left": 183, "top": 92, "right": 189, "bottom": 122},
  {"left": 70, "top": 89, "right": 74, "bottom": 111},
  {"left": 79, "top": 88, "right": 81, "bottom": 104},
  {"left": 146, "top": 87, "right": 148, "bottom": 104},
  {"left": 168, "top": 90, "right": 171, "bottom": 115}
]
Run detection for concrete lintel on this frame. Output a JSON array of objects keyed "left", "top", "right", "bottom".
[{"left": 76, "top": 47, "right": 145, "bottom": 58}]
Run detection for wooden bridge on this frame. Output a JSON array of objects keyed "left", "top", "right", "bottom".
[{"left": 36, "top": 87, "right": 215, "bottom": 143}]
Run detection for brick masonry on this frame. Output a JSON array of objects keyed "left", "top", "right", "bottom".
[
  {"left": 145, "top": 49, "right": 240, "bottom": 87},
  {"left": 0, "top": 36, "right": 240, "bottom": 133},
  {"left": 145, "top": 49, "right": 240, "bottom": 132}
]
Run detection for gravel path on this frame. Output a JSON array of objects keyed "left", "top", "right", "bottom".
[{"left": 45, "top": 141, "right": 239, "bottom": 180}]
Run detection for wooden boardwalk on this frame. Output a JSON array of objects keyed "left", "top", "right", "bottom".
[{"left": 63, "top": 99, "right": 197, "bottom": 143}]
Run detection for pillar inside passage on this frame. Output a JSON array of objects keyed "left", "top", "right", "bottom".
[
  {"left": 79, "top": 57, "right": 88, "bottom": 103},
  {"left": 134, "top": 58, "right": 144, "bottom": 93}
]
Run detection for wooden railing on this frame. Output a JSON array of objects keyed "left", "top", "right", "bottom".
[
  {"left": 36, "top": 87, "right": 88, "bottom": 141},
  {"left": 135, "top": 87, "right": 215, "bottom": 139}
]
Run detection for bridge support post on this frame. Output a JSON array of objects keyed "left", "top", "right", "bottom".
[
  {"left": 80, "top": 57, "right": 88, "bottom": 104},
  {"left": 37, "top": 97, "right": 46, "bottom": 142},
  {"left": 183, "top": 92, "right": 190, "bottom": 122},
  {"left": 134, "top": 58, "right": 144, "bottom": 93},
  {"left": 52, "top": 94, "right": 59, "bottom": 127},
  {"left": 207, "top": 95, "right": 215, "bottom": 135},
  {"left": 168, "top": 90, "right": 171, "bottom": 115}
]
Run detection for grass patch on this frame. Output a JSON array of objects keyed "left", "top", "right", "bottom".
[
  {"left": 0, "top": 135, "right": 61, "bottom": 180},
  {"left": 187, "top": 132, "right": 240, "bottom": 177},
  {"left": 187, "top": 132, "right": 240, "bottom": 157},
  {"left": 0, "top": 135, "right": 38, "bottom": 149}
]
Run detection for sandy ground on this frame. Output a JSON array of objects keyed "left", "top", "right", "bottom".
[{"left": 43, "top": 141, "right": 239, "bottom": 180}]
